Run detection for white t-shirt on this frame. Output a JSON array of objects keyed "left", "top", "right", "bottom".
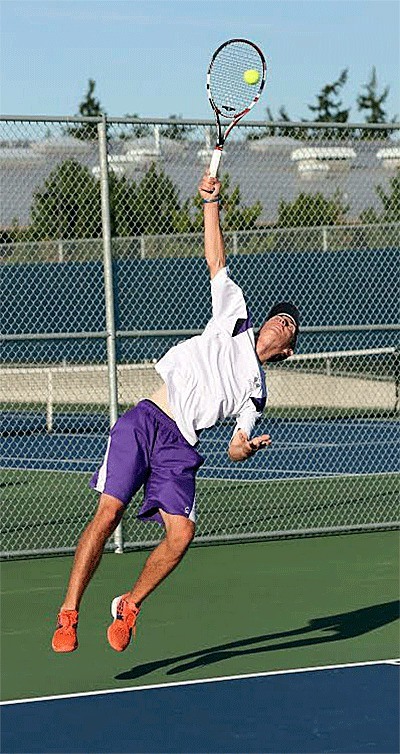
[{"left": 155, "top": 267, "right": 267, "bottom": 446}]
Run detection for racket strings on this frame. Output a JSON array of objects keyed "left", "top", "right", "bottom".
[{"left": 209, "top": 41, "right": 264, "bottom": 118}]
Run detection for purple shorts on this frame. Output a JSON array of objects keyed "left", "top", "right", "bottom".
[{"left": 89, "top": 400, "right": 204, "bottom": 525}]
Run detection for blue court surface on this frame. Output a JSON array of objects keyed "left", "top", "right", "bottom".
[
  {"left": 1, "top": 418, "right": 399, "bottom": 479},
  {"left": 1, "top": 661, "right": 399, "bottom": 753}
]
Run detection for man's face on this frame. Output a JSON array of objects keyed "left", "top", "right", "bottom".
[{"left": 257, "top": 314, "right": 297, "bottom": 360}]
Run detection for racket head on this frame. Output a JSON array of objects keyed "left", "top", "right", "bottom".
[{"left": 207, "top": 39, "right": 266, "bottom": 122}]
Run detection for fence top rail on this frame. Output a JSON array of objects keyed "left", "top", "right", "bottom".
[
  {"left": 2, "top": 222, "right": 399, "bottom": 249},
  {"left": 1, "top": 115, "right": 399, "bottom": 130}
]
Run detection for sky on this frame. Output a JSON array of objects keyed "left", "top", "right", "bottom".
[{"left": 1, "top": 0, "right": 399, "bottom": 122}]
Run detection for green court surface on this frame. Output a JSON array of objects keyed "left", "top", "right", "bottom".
[{"left": 1, "top": 531, "right": 399, "bottom": 702}]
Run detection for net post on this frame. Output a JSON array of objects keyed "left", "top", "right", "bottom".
[{"left": 98, "top": 115, "right": 123, "bottom": 554}]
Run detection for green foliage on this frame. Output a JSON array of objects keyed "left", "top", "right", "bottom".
[
  {"left": 259, "top": 106, "right": 306, "bottom": 140},
  {"left": 360, "top": 170, "right": 400, "bottom": 224},
  {"left": 171, "top": 199, "right": 194, "bottom": 234},
  {"left": 108, "top": 173, "right": 139, "bottom": 237},
  {"left": 277, "top": 191, "right": 348, "bottom": 227},
  {"left": 68, "top": 79, "right": 104, "bottom": 141},
  {"left": 160, "top": 115, "right": 192, "bottom": 141},
  {"left": 376, "top": 170, "right": 400, "bottom": 222},
  {"left": 30, "top": 160, "right": 102, "bottom": 240},
  {"left": 359, "top": 207, "right": 379, "bottom": 225},
  {"left": 357, "top": 67, "right": 391, "bottom": 124},
  {"left": 357, "top": 67, "right": 397, "bottom": 140},
  {"left": 252, "top": 67, "right": 396, "bottom": 142},
  {"left": 134, "top": 164, "right": 182, "bottom": 234},
  {"left": 118, "top": 115, "right": 152, "bottom": 140},
  {"left": 307, "top": 69, "right": 350, "bottom": 123},
  {"left": 26, "top": 160, "right": 264, "bottom": 244},
  {"left": 190, "top": 173, "right": 263, "bottom": 231},
  {"left": 219, "top": 175, "right": 263, "bottom": 230}
]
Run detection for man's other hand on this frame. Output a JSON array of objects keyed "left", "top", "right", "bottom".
[{"left": 228, "top": 430, "right": 271, "bottom": 462}]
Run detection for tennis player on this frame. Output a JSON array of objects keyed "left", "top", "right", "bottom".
[{"left": 52, "top": 171, "right": 300, "bottom": 653}]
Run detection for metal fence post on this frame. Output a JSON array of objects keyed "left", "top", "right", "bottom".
[{"left": 98, "top": 115, "right": 123, "bottom": 554}]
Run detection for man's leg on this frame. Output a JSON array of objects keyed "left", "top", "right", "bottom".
[
  {"left": 61, "top": 493, "right": 124, "bottom": 610},
  {"left": 129, "top": 510, "right": 194, "bottom": 606},
  {"left": 107, "top": 511, "right": 194, "bottom": 651},
  {"left": 52, "top": 493, "right": 124, "bottom": 652}
]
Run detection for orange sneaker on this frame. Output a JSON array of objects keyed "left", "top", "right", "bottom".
[
  {"left": 52, "top": 609, "right": 79, "bottom": 653},
  {"left": 107, "top": 594, "right": 140, "bottom": 652}
]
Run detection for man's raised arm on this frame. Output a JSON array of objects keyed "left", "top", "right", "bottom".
[{"left": 198, "top": 171, "right": 225, "bottom": 279}]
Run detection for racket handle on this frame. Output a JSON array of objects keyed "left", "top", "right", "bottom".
[{"left": 209, "top": 148, "right": 222, "bottom": 178}]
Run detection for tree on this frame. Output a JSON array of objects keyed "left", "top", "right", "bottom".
[
  {"left": 134, "top": 164, "right": 182, "bottom": 234},
  {"left": 357, "top": 67, "right": 397, "bottom": 140},
  {"left": 118, "top": 115, "right": 152, "bottom": 140},
  {"left": 188, "top": 173, "right": 263, "bottom": 231},
  {"left": 263, "top": 106, "right": 299, "bottom": 139},
  {"left": 376, "top": 170, "right": 400, "bottom": 222},
  {"left": 30, "top": 160, "right": 102, "bottom": 240},
  {"left": 0, "top": 229, "right": 13, "bottom": 258},
  {"left": 108, "top": 173, "right": 140, "bottom": 237},
  {"left": 28, "top": 160, "right": 263, "bottom": 245},
  {"left": 68, "top": 79, "right": 104, "bottom": 141},
  {"left": 160, "top": 115, "right": 192, "bottom": 141},
  {"left": 307, "top": 69, "right": 350, "bottom": 124},
  {"left": 220, "top": 175, "right": 263, "bottom": 230},
  {"left": 357, "top": 67, "right": 391, "bottom": 124},
  {"left": 277, "top": 191, "right": 348, "bottom": 227}
]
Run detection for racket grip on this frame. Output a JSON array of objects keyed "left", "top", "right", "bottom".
[{"left": 209, "top": 148, "right": 222, "bottom": 178}]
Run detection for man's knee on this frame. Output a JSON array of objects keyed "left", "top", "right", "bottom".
[
  {"left": 94, "top": 494, "right": 125, "bottom": 533},
  {"left": 163, "top": 514, "right": 195, "bottom": 556}
]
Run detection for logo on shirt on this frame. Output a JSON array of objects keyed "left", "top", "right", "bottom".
[{"left": 250, "top": 376, "right": 261, "bottom": 391}]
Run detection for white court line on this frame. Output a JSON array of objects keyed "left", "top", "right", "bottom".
[
  {"left": 0, "top": 586, "right": 62, "bottom": 595},
  {"left": 0, "top": 458, "right": 91, "bottom": 472},
  {"left": 1, "top": 456, "right": 98, "bottom": 465},
  {"left": 1, "top": 658, "right": 398, "bottom": 706}
]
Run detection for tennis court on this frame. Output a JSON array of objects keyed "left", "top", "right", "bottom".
[
  {"left": 1, "top": 113, "right": 399, "bottom": 751},
  {"left": 1, "top": 532, "right": 399, "bottom": 751},
  {"left": 2, "top": 414, "right": 399, "bottom": 477}
]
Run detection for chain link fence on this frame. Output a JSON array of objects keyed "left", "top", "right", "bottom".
[{"left": 1, "top": 116, "right": 399, "bottom": 558}]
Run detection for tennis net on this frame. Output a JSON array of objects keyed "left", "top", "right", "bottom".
[{"left": 1, "top": 346, "right": 398, "bottom": 436}]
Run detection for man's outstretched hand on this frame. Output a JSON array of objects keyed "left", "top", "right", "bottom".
[
  {"left": 198, "top": 170, "right": 221, "bottom": 201},
  {"left": 228, "top": 430, "right": 271, "bottom": 462}
]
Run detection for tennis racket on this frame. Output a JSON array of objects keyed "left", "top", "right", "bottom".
[{"left": 206, "top": 39, "right": 266, "bottom": 177}]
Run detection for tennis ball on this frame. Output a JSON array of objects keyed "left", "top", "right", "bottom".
[{"left": 243, "top": 69, "right": 260, "bottom": 85}]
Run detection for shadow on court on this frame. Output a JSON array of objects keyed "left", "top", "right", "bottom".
[{"left": 116, "top": 600, "right": 399, "bottom": 681}]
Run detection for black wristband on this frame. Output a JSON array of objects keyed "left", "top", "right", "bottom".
[{"left": 203, "top": 196, "right": 220, "bottom": 204}]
